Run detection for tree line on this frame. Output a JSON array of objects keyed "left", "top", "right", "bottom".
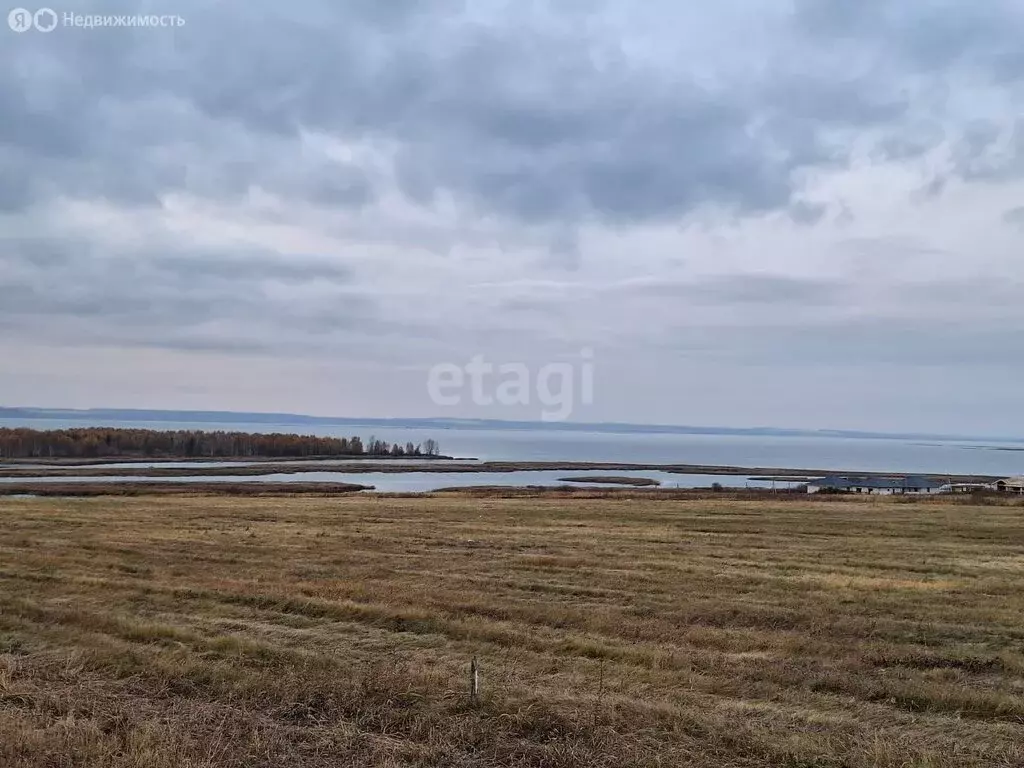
[{"left": 0, "top": 428, "right": 441, "bottom": 459}]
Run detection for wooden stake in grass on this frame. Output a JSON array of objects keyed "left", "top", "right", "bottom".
[{"left": 470, "top": 656, "right": 480, "bottom": 704}]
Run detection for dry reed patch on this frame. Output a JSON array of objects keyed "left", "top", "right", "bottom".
[{"left": 803, "top": 573, "right": 963, "bottom": 591}]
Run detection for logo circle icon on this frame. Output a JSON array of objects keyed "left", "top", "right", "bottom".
[
  {"left": 7, "top": 7, "right": 33, "bottom": 32},
  {"left": 33, "top": 7, "right": 57, "bottom": 32}
]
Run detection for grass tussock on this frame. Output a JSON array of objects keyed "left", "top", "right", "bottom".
[{"left": 1, "top": 494, "right": 1024, "bottom": 766}]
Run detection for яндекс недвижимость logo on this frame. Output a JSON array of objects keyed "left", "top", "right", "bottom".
[
  {"left": 8, "top": 7, "right": 57, "bottom": 32},
  {"left": 7, "top": 8, "right": 182, "bottom": 31}
]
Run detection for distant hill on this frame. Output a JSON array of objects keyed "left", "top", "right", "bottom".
[{"left": 2, "top": 406, "right": 1022, "bottom": 445}]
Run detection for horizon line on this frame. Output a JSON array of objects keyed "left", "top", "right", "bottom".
[{"left": 2, "top": 405, "right": 1023, "bottom": 445}]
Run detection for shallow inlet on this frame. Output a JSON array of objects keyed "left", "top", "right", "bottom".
[{"left": 0, "top": 468, "right": 804, "bottom": 493}]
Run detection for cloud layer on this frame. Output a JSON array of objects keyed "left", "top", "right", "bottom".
[{"left": 2, "top": 1, "right": 1023, "bottom": 432}]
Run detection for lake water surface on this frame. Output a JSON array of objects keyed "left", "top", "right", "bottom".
[
  {"left": 0, "top": 469, "right": 803, "bottom": 492},
  {"left": 3, "top": 417, "right": 1023, "bottom": 477}
]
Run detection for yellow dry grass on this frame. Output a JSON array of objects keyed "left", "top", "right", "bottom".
[{"left": 2, "top": 493, "right": 1024, "bottom": 767}]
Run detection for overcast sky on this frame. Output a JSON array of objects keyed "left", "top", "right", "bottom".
[{"left": 2, "top": 1, "right": 1023, "bottom": 434}]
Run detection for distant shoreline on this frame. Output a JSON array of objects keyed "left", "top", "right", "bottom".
[
  {"left": 0, "top": 454, "right": 462, "bottom": 466},
  {"left": 0, "top": 426, "right": 446, "bottom": 463},
  {"left": 4, "top": 406, "right": 1023, "bottom": 444}
]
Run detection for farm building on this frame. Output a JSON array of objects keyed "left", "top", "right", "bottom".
[
  {"left": 994, "top": 476, "right": 1024, "bottom": 493},
  {"left": 944, "top": 482, "right": 993, "bottom": 494},
  {"left": 806, "top": 475, "right": 945, "bottom": 495}
]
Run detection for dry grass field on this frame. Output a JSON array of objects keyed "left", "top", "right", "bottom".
[{"left": 2, "top": 493, "right": 1024, "bottom": 767}]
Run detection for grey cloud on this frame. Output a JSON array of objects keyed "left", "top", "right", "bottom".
[
  {"left": 6, "top": 0, "right": 1020, "bottom": 228},
  {"left": 0, "top": 234, "right": 378, "bottom": 354},
  {"left": 950, "top": 120, "right": 1024, "bottom": 182},
  {"left": 895, "top": 279, "right": 1024, "bottom": 307},
  {"left": 497, "top": 297, "right": 568, "bottom": 319},
  {"left": 793, "top": 0, "right": 1024, "bottom": 75},
  {"left": 695, "top": 275, "right": 842, "bottom": 305},
  {"left": 624, "top": 275, "right": 844, "bottom": 306},
  {"left": 0, "top": 39, "right": 376, "bottom": 211},
  {"left": 792, "top": 1, "right": 1024, "bottom": 189},
  {"left": 835, "top": 237, "right": 949, "bottom": 260},
  {"left": 646, "top": 272, "right": 1024, "bottom": 368},
  {"left": 3, "top": 236, "right": 352, "bottom": 286},
  {"left": 657, "top": 315, "right": 1024, "bottom": 368},
  {"left": 147, "top": 254, "right": 353, "bottom": 285},
  {"left": 915, "top": 176, "right": 947, "bottom": 200},
  {"left": 1002, "top": 207, "right": 1024, "bottom": 227},
  {"left": 875, "top": 123, "right": 948, "bottom": 163},
  {"left": 788, "top": 201, "right": 827, "bottom": 226}
]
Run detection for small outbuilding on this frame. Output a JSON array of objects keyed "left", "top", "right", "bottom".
[
  {"left": 994, "top": 476, "right": 1024, "bottom": 493},
  {"left": 942, "top": 482, "right": 991, "bottom": 494}
]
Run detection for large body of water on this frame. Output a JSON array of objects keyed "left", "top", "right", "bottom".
[{"left": 3, "top": 418, "right": 1023, "bottom": 480}]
